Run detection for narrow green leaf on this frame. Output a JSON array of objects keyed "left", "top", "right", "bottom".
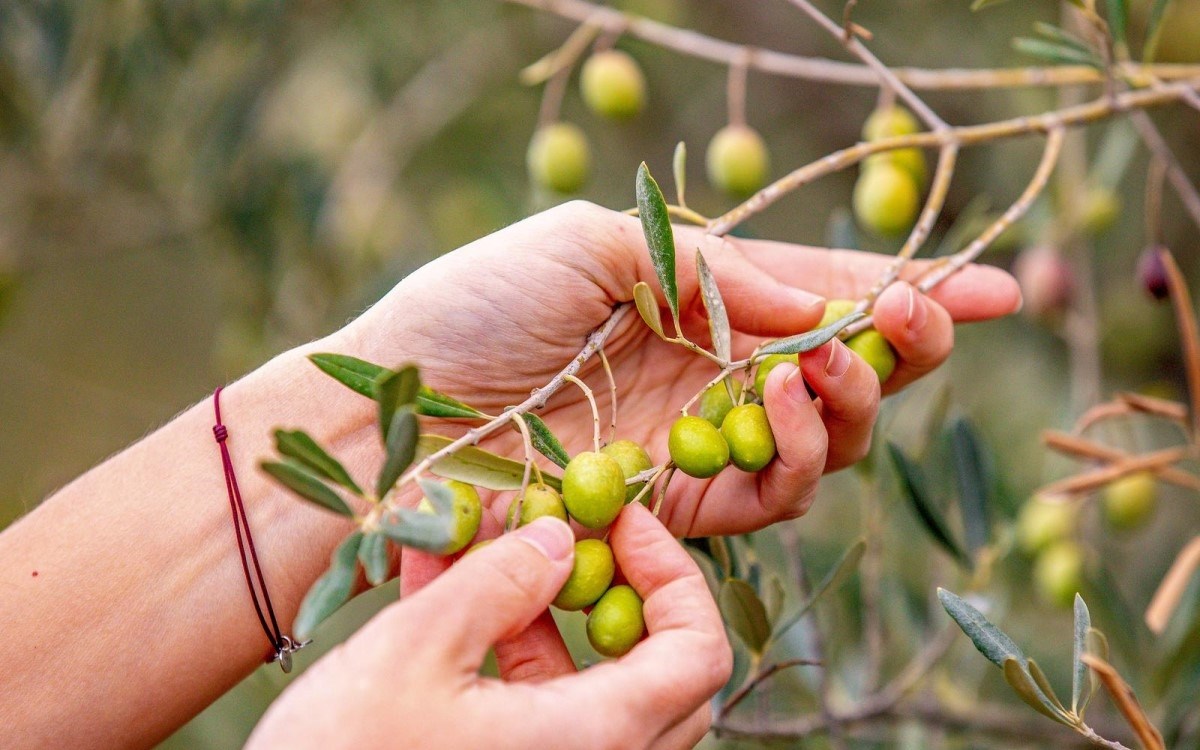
[
  {"left": 376, "top": 407, "right": 418, "bottom": 498},
  {"left": 825, "top": 206, "right": 858, "bottom": 250},
  {"left": 358, "top": 532, "right": 391, "bottom": 586},
  {"left": 261, "top": 461, "right": 353, "bottom": 517},
  {"left": 971, "top": 0, "right": 1011, "bottom": 9},
  {"left": 520, "top": 413, "right": 571, "bottom": 469},
  {"left": 1028, "top": 658, "right": 1069, "bottom": 713},
  {"left": 1143, "top": 0, "right": 1171, "bottom": 61},
  {"left": 1004, "top": 658, "right": 1073, "bottom": 725},
  {"left": 949, "top": 418, "right": 992, "bottom": 554},
  {"left": 695, "top": 251, "right": 731, "bottom": 364},
  {"left": 719, "top": 578, "right": 772, "bottom": 655},
  {"left": 938, "top": 588, "right": 1025, "bottom": 669},
  {"left": 416, "top": 434, "right": 561, "bottom": 491},
  {"left": 685, "top": 545, "right": 721, "bottom": 600},
  {"left": 774, "top": 539, "right": 865, "bottom": 639},
  {"left": 309, "top": 353, "right": 387, "bottom": 398},
  {"left": 757, "top": 312, "right": 866, "bottom": 357},
  {"left": 294, "top": 531, "right": 362, "bottom": 639},
  {"left": 377, "top": 365, "right": 420, "bottom": 442},
  {"left": 417, "top": 387, "right": 485, "bottom": 419},
  {"left": 275, "top": 429, "right": 362, "bottom": 495},
  {"left": 380, "top": 507, "right": 453, "bottom": 553},
  {"left": 761, "top": 573, "right": 786, "bottom": 626},
  {"left": 1012, "top": 37, "right": 1104, "bottom": 68},
  {"left": 1072, "top": 594, "right": 1092, "bottom": 713},
  {"left": 888, "top": 443, "right": 972, "bottom": 568},
  {"left": 418, "top": 477, "right": 456, "bottom": 514},
  {"left": 710, "top": 535, "right": 733, "bottom": 578},
  {"left": 633, "top": 281, "right": 666, "bottom": 339},
  {"left": 635, "top": 162, "right": 679, "bottom": 323},
  {"left": 1102, "top": 0, "right": 1127, "bottom": 48},
  {"left": 672, "top": 141, "right": 687, "bottom": 207},
  {"left": 1032, "top": 21, "right": 1096, "bottom": 54},
  {"left": 1082, "top": 626, "right": 1109, "bottom": 716}
]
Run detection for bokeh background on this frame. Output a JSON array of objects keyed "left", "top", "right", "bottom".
[{"left": 2, "top": 0, "right": 1200, "bottom": 747}]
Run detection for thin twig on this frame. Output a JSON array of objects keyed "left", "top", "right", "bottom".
[
  {"left": 509, "top": 413, "right": 537, "bottom": 531},
  {"left": 598, "top": 348, "right": 618, "bottom": 444},
  {"left": 1129, "top": 110, "right": 1200, "bottom": 232},
  {"left": 1042, "top": 430, "right": 1200, "bottom": 491},
  {"left": 1034, "top": 445, "right": 1194, "bottom": 497},
  {"left": 563, "top": 373, "right": 602, "bottom": 452},
  {"left": 720, "top": 659, "right": 824, "bottom": 718},
  {"left": 505, "top": 0, "right": 1200, "bottom": 91}
]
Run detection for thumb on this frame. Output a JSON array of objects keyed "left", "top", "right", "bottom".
[{"left": 402, "top": 517, "right": 575, "bottom": 672}]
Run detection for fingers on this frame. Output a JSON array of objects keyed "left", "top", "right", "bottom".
[
  {"left": 399, "top": 517, "right": 576, "bottom": 672},
  {"left": 536, "top": 504, "right": 732, "bottom": 739},
  {"left": 493, "top": 610, "right": 577, "bottom": 683},
  {"left": 650, "top": 704, "right": 713, "bottom": 750},
  {"left": 737, "top": 239, "right": 1021, "bottom": 322},
  {"left": 800, "top": 339, "right": 881, "bottom": 472},
  {"left": 871, "top": 282, "right": 956, "bottom": 394}
]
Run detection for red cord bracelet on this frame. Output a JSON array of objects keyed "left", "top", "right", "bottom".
[{"left": 213, "top": 386, "right": 309, "bottom": 672}]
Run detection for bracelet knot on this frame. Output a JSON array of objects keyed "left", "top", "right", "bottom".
[{"left": 213, "top": 424, "right": 229, "bottom": 443}]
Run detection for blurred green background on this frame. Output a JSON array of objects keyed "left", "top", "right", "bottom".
[{"left": 3, "top": 0, "right": 1200, "bottom": 747}]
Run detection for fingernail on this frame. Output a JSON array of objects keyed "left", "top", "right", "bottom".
[
  {"left": 824, "top": 340, "right": 852, "bottom": 379},
  {"left": 905, "top": 285, "right": 928, "bottom": 332},
  {"left": 512, "top": 517, "right": 574, "bottom": 561},
  {"left": 781, "top": 363, "right": 811, "bottom": 403},
  {"left": 792, "top": 289, "right": 825, "bottom": 312}
]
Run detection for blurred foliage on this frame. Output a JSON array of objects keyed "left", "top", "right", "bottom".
[{"left": 2, "top": 0, "right": 1200, "bottom": 747}]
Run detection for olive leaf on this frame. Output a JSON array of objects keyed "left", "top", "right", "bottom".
[
  {"left": 949, "top": 418, "right": 992, "bottom": 554},
  {"left": 696, "top": 250, "right": 731, "bottom": 364},
  {"left": 310, "top": 353, "right": 386, "bottom": 398},
  {"left": 520, "top": 413, "right": 571, "bottom": 468},
  {"left": 376, "top": 406, "right": 418, "bottom": 499},
  {"left": 709, "top": 535, "right": 733, "bottom": 578},
  {"left": 417, "top": 434, "right": 562, "bottom": 491},
  {"left": 261, "top": 460, "right": 354, "bottom": 517},
  {"left": 888, "top": 443, "right": 971, "bottom": 568},
  {"left": 774, "top": 539, "right": 865, "bottom": 639},
  {"left": 380, "top": 506, "right": 453, "bottom": 553},
  {"left": 673, "top": 141, "right": 687, "bottom": 207},
  {"left": 377, "top": 365, "right": 420, "bottom": 442},
  {"left": 938, "top": 588, "right": 1025, "bottom": 669},
  {"left": 685, "top": 545, "right": 721, "bottom": 600},
  {"left": 308, "top": 353, "right": 483, "bottom": 419},
  {"left": 1072, "top": 594, "right": 1092, "bottom": 714},
  {"left": 1102, "top": 0, "right": 1128, "bottom": 48},
  {"left": 719, "top": 578, "right": 771, "bottom": 656},
  {"left": 1003, "top": 658, "right": 1073, "bottom": 725},
  {"left": 761, "top": 573, "right": 786, "bottom": 626},
  {"left": 358, "top": 532, "right": 391, "bottom": 587},
  {"left": 825, "top": 206, "right": 858, "bottom": 251},
  {"left": 756, "top": 312, "right": 865, "bottom": 357},
  {"left": 1080, "top": 626, "right": 1108, "bottom": 717},
  {"left": 636, "top": 162, "right": 679, "bottom": 326},
  {"left": 1012, "top": 37, "right": 1104, "bottom": 68},
  {"left": 1028, "top": 658, "right": 1071, "bottom": 717},
  {"left": 294, "top": 531, "right": 363, "bottom": 639},
  {"left": 1144, "top": 0, "right": 1171, "bottom": 60},
  {"left": 274, "top": 429, "right": 362, "bottom": 496},
  {"left": 633, "top": 281, "right": 666, "bottom": 339}
]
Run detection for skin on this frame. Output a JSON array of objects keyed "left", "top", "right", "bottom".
[{"left": 0, "top": 201, "right": 1019, "bottom": 749}]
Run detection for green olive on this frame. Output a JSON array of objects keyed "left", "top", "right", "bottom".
[
  {"left": 580, "top": 50, "right": 646, "bottom": 120},
  {"left": 417, "top": 480, "right": 482, "bottom": 555},
  {"left": 526, "top": 123, "right": 591, "bottom": 194},
  {"left": 601, "top": 439, "right": 654, "bottom": 504},
  {"left": 846, "top": 329, "right": 897, "bottom": 384},
  {"left": 705, "top": 125, "right": 769, "bottom": 196},
  {"left": 586, "top": 584, "right": 645, "bottom": 658},
  {"left": 668, "top": 415, "right": 729, "bottom": 478},
  {"left": 818, "top": 299, "right": 857, "bottom": 329},
  {"left": 862, "top": 105, "right": 920, "bottom": 141},
  {"left": 864, "top": 149, "right": 927, "bottom": 188},
  {"left": 1102, "top": 471, "right": 1157, "bottom": 531},
  {"left": 852, "top": 162, "right": 920, "bottom": 237},
  {"left": 1080, "top": 186, "right": 1120, "bottom": 236},
  {"left": 754, "top": 353, "right": 798, "bottom": 397},
  {"left": 561, "top": 451, "right": 627, "bottom": 528},
  {"left": 506, "top": 484, "right": 569, "bottom": 528},
  {"left": 1016, "top": 495, "right": 1077, "bottom": 554},
  {"left": 698, "top": 381, "right": 736, "bottom": 428},
  {"left": 1033, "top": 540, "right": 1084, "bottom": 609},
  {"left": 720, "top": 403, "right": 776, "bottom": 472},
  {"left": 553, "top": 539, "right": 616, "bottom": 610}
]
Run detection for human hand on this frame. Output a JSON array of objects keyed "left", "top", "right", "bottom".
[
  {"left": 332, "top": 201, "right": 1020, "bottom": 547},
  {"left": 247, "top": 505, "right": 732, "bottom": 750}
]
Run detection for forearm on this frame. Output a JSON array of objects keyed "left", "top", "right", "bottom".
[{"left": 0, "top": 331, "right": 383, "bottom": 748}]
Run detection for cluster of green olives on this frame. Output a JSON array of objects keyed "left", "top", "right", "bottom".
[
  {"left": 421, "top": 441, "right": 655, "bottom": 658},
  {"left": 527, "top": 50, "right": 647, "bottom": 193},
  {"left": 852, "top": 105, "right": 926, "bottom": 237},
  {"left": 1015, "top": 471, "right": 1158, "bottom": 607}
]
